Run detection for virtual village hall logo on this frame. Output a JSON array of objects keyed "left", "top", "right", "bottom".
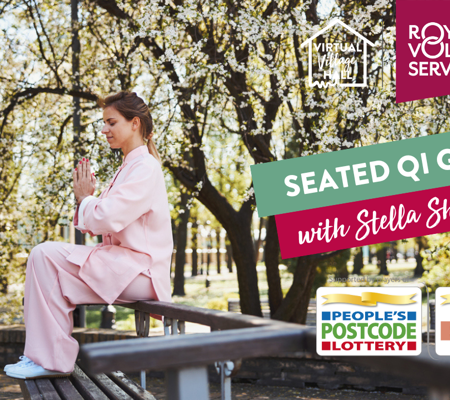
[
  {"left": 317, "top": 287, "right": 422, "bottom": 356},
  {"left": 301, "top": 19, "right": 375, "bottom": 88}
]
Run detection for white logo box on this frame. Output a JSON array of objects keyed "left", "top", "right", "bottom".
[
  {"left": 316, "top": 287, "right": 422, "bottom": 356},
  {"left": 435, "top": 287, "right": 450, "bottom": 356}
]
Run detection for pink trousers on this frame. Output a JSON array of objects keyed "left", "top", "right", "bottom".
[{"left": 23, "top": 241, "right": 157, "bottom": 373}]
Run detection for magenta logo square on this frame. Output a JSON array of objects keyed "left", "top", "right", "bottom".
[{"left": 397, "top": 0, "right": 450, "bottom": 102}]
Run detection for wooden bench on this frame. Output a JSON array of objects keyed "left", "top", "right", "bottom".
[
  {"left": 18, "top": 304, "right": 156, "bottom": 400},
  {"left": 227, "top": 298, "right": 317, "bottom": 321},
  {"left": 19, "top": 363, "right": 156, "bottom": 400}
]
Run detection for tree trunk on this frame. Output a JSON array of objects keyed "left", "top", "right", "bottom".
[
  {"left": 392, "top": 242, "right": 398, "bottom": 262},
  {"left": 172, "top": 168, "right": 261, "bottom": 316},
  {"left": 226, "top": 233, "right": 233, "bottom": 272},
  {"left": 264, "top": 216, "right": 283, "bottom": 316},
  {"left": 191, "top": 220, "right": 198, "bottom": 277},
  {"left": 273, "top": 256, "right": 318, "bottom": 324},
  {"left": 254, "top": 217, "right": 264, "bottom": 264},
  {"left": 290, "top": 261, "right": 319, "bottom": 325},
  {"left": 225, "top": 206, "right": 262, "bottom": 317},
  {"left": 171, "top": 218, "right": 177, "bottom": 278},
  {"left": 173, "top": 193, "right": 190, "bottom": 296},
  {"left": 216, "top": 232, "right": 221, "bottom": 274},
  {"left": 377, "top": 247, "right": 389, "bottom": 275},
  {"left": 72, "top": 0, "right": 86, "bottom": 328},
  {"left": 353, "top": 247, "right": 363, "bottom": 275},
  {"left": 414, "top": 251, "right": 424, "bottom": 277},
  {"left": 206, "top": 244, "right": 211, "bottom": 276}
]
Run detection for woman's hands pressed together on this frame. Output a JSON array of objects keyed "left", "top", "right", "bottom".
[{"left": 73, "top": 158, "right": 96, "bottom": 206}]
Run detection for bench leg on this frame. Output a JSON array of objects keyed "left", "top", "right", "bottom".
[
  {"left": 166, "top": 366, "right": 209, "bottom": 400},
  {"left": 135, "top": 310, "right": 151, "bottom": 389},
  {"left": 140, "top": 370, "right": 146, "bottom": 390}
]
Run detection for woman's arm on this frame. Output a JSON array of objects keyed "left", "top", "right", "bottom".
[
  {"left": 76, "top": 160, "right": 156, "bottom": 235},
  {"left": 73, "top": 159, "right": 96, "bottom": 235},
  {"left": 74, "top": 201, "right": 96, "bottom": 236}
]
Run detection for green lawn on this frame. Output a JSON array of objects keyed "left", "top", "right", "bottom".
[{"left": 86, "top": 260, "right": 419, "bottom": 329}]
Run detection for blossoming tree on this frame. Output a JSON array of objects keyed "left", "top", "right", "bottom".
[{"left": 2, "top": 0, "right": 450, "bottom": 322}]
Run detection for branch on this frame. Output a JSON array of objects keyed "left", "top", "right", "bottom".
[
  {"left": 314, "top": 249, "right": 346, "bottom": 262},
  {"left": 1, "top": 87, "right": 97, "bottom": 137}
]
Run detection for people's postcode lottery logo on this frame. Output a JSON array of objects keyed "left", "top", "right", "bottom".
[{"left": 316, "top": 287, "right": 421, "bottom": 356}]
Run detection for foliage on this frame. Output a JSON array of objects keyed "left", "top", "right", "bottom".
[
  {"left": 285, "top": 248, "right": 351, "bottom": 295},
  {"left": 206, "top": 297, "right": 228, "bottom": 311},
  {"left": 2, "top": 0, "right": 450, "bottom": 322},
  {"left": 421, "top": 233, "right": 450, "bottom": 292}
]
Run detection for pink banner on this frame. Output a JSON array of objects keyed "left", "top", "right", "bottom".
[
  {"left": 396, "top": 0, "right": 450, "bottom": 103},
  {"left": 275, "top": 186, "right": 450, "bottom": 259}
]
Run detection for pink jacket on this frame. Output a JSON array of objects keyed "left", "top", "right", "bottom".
[{"left": 68, "top": 145, "right": 173, "bottom": 309}]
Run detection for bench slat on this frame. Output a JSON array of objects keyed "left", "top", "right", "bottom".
[
  {"left": 87, "top": 373, "right": 133, "bottom": 400},
  {"left": 53, "top": 377, "right": 84, "bottom": 400},
  {"left": 35, "top": 379, "right": 62, "bottom": 400},
  {"left": 71, "top": 364, "right": 109, "bottom": 400},
  {"left": 19, "top": 380, "right": 41, "bottom": 400},
  {"left": 108, "top": 371, "right": 157, "bottom": 400}
]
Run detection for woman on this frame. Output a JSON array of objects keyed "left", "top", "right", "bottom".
[{"left": 4, "top": 91, "right": 173, "bottom": 379}]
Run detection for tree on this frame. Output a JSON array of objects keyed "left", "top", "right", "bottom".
[
  {"left": 377, "top": 246, "right": 389, "bottom": 276},
  {"left": 189, "top": 213, "right": 199, "bottom": 277},
  {"left": 173, "top": 190, "right": 190, "bottom": 296},
  {"left": 3, "top": 0, "right": 450, "bottom": 323},
  {"left": 414, "top": 236, "right": 429, "bottom": 278},
  {"left": 352, "top": 247, "right": 364, "bottom": 275}
]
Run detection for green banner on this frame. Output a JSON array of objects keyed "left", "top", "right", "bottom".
[{"left": 251, "top": 132, "right": 450, "bottom": 217}]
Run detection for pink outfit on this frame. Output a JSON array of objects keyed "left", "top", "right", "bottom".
[{"left": 23, "top": 145, "right": 173, "bottom": 373}]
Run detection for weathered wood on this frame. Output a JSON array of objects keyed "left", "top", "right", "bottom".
[
  {"left": 337, "top": 345, "right": 450, "bottom": 391},
  {"left": 121, "top": 300, "right": 294, "bottom": 330},
  {"left": 52, "top": 377, "right": 84, "bottom": 400},
  {"left": 87, "top": 373, "right": 133, "bottom": 400},
  {"left": 19, "top": 364, "right": 155, "bottom": 400},
  {"left": 134, "top": 311, "right": 150, "bottom": 338},
  {"left": 35, "top": 379, "right": 62, "bottom": 400},
  {"left": 303, "top": 328, "right": 450, "bottom": 391},
  {"left": 19, "top": 380, "right": 41, "bottom": 400},
  {"left": 108, "top": 371, "right": 157, "bottom": 400},
  {"left": 79, "top": 325, "right": 308, "bottom": 374},
  {"left": 71, "top": 364, "right": 109, "bottom": 400}
]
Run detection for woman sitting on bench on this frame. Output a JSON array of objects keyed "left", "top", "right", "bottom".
[{"left": 4, "top": 91, "right": 173, "bottom": 379}]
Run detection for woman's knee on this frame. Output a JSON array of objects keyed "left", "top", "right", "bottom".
[{"left": 27, "top": 241, "right": 60, "bottom": 272}]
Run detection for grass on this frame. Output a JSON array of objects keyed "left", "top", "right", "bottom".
[
  {"left": 86, "top": 262, "right": 294, "bottom": 329},
  {"left": 86, "top": 260, "right": 419, "bottom": 329}
]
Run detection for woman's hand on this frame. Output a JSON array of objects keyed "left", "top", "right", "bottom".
[{"left": 73, "top": 158, "right": 96, "bottom": 205}]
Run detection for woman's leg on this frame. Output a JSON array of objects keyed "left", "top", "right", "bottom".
[
  {"left": 115, "top": 273, "right": 157, "bottom": 303},
  {"left": 23, "top": 241, "right": 157, "bottom": 373}
]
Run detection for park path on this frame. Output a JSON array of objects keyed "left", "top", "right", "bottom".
[
  {"left": 132, "top": 375, "right": 427, "bottom": 400},
  {"left": 0, "top": 371, "right": 426, "bottom": 400}
]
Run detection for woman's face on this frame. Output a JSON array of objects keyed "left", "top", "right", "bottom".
[{"left": 101, "top": 106, "right": 141, "bottom": 150}]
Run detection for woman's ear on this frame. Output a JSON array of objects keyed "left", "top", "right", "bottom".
[{"left": 132, "top": 116, "right": 140, "bottom": 131}]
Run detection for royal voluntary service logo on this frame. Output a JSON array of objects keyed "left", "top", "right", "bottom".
[
  {"left": 317, "top": 287, "right": 421, "bottom": 356},
  {"left": 397, "top": 0, "right": 450, "bottom": 102}
]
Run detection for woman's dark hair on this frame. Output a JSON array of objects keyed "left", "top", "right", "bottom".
[{"left": 97, "top": 91, "right": 161, "bottom": 164}]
